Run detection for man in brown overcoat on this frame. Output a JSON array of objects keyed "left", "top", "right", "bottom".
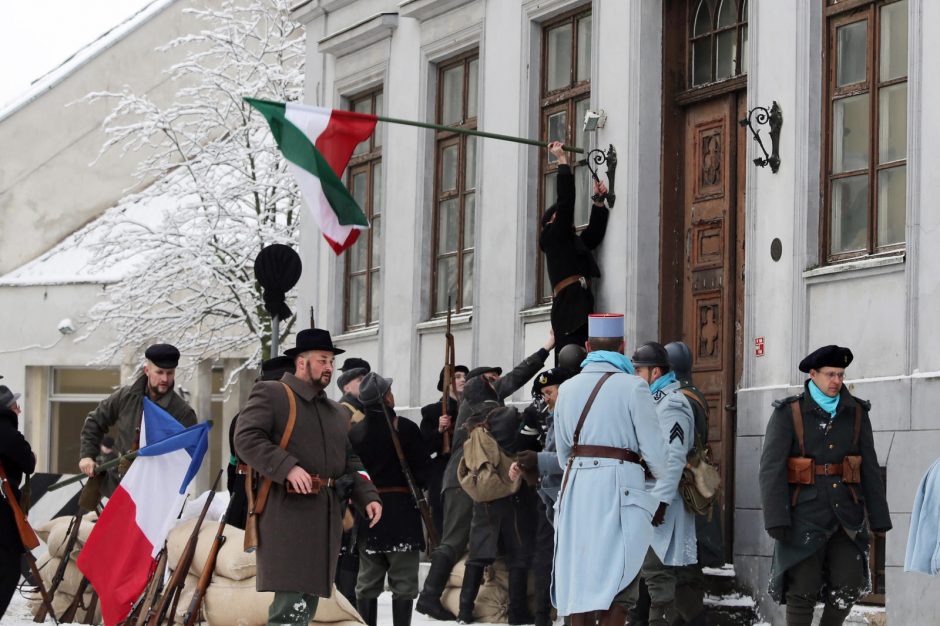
[{"left": 235, "top": 329, "right": 382, "bottom": 625}]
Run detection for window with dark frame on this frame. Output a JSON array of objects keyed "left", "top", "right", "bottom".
[
  {"left": 823, "top": 0, "right": 907, "bottom": 263},
  {"left": 536, "top": 7, "right": 593, "bottom": 304},
  {"left": 431, "top": 52, "right": 478, "bottom": 317},
  {"left": 344, "top": 89, "right": 383, "bottom": 330},
  {"left": 689, "top": 0, "right": 749, "bottom": 88}
]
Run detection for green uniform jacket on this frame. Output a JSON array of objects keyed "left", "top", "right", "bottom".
[{"left": 79, "top": 374, "right": 197, "bottom": 460}]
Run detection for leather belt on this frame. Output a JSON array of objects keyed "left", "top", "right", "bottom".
[
  {"left": 570, "top": 445, "right": 642, "bottom": 465},
  {"left": 553, "top": 274, "right": 586, "bottom": 297},
  {"left": 816, "top": 463, "right": 843, "bottom": 476},
  {"left": 376, "top": 486, "right": 410, "bottom": 495},
  {"left": 286, "top": 474, "right": 336, "bottom": 495}
]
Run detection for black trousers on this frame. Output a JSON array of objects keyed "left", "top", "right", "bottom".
[
  {"left": 434, "top": 487, "right": 474, "bottom": 563},
  {"left": 532, "top": 498, "right": 555, "bottom": 618},
  {"left": 785, "top": 528, "right": 867, "bottom": 612},
  {"left": 0, "top": 545, "right": 22, "bottom": 620}
]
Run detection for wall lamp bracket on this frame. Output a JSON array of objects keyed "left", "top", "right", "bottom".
[{"left": 739, "top": 101, "right": 782, "bottom": 173}]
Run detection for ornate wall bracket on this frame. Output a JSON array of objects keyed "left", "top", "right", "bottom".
[
  {"left": 579, "top": 144, "right": 618, "bottom": 207},
  {"left": 739, "top": 101, "right": 782, "bottom": 173}
]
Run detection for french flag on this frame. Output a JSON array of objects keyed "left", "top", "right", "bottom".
[{"left": 77, "top": 398, "right": 210, "bottom": 626}]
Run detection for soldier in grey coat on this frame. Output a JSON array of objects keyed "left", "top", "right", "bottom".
[{"left": 759, "top": 345, "right": 891, "bottom": 626}]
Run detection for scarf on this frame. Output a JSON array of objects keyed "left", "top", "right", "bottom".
[
  {"left": 808, "top": 380, "right": 839, "bottom": 418},
  {"left": 650, "top": 371, "right": 678, "bottom": 395},
  {"left": 581, "top": 350, "right": 635, "bottom": 374}
]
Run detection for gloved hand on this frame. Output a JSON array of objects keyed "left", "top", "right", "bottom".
[
  {"left": 335, "top": 474, "right": 355, "bottom": 501},
  {"left": 652, "top": 502, "right": 668, "bottom": 527},
  {"left": 516, "top": 450, "right": 538, "bottom": 470},
  {"left": 767, "top": 526, "right": 790, "bottom": 542}
]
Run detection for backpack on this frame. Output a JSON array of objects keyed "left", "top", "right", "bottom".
[
  {"left": 457, "top": 407, "right": 522, "bottom": 503},
  {"left": 677, "top": 388, "right": 721, "bottom": 517}
]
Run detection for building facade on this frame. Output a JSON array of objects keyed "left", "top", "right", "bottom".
[{"left": 294, "top": 0, "right": 939, "bottom": 621}]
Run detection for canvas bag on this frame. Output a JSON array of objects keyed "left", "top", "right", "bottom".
[
  {"left": 457, "top": 407, "right": 521, "bottom": 503},
  {"left": 678, "top": 389, "right": 721, "bottom": 516}
]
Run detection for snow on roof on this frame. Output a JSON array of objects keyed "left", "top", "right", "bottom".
[
  {"left": 0, "top": 0, "right": 177, "bottom": 122},
  {"left": 0, "top": 193, "right": 176, "bottom": 287}
]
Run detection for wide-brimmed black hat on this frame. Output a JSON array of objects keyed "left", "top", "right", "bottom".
[
  {"left": 467, "top": 366, "right": 502, "bottom": 381},
  {"left": 261, "top": 355, "right": 295, "bottom": 381},
  {"left": 799, "top": 345, "right": 853, "bottom": 373},
  {"left": 339, "top": 357, "right": 371, "bottom": 373},
  {"left": 437, "top": 365, "right": 470, "bottom": 392},
  {"left": 145, "top": 343, "right": 181, "bottom": 369},
  {"left": 0, "top": 385, "right": 20, "bottom": 410},
  {"left": 283, "top": 328, "right": 346, "bottom": 357}
]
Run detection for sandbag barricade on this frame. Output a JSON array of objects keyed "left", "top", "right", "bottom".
[
  {"left": 28, "top": 513, "right": 102, "bottom": 623},
  {"left": 440, "top": 558, "right": 536, "bottom": 624}
]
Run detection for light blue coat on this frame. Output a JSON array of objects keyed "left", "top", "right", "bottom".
[
  {"left": 905, "top": 457, "right": 940, "bottom": 575},
  {"left": 646, "top": 380, "right": 698, "bottom": 566},
  {"left": 551, "top": 362, "right": 673, "bottom": 615}
]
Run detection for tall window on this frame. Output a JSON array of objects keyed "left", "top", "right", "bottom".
[
  {"left": 823, "top": 0, "right": 907, "bottom": 261},
  {"left": 431, "top": 52, "right": 478, "bottom": 316},
  {"left": 344, "top": 89, "right": 383, "bottom": 329},
  {"left": 49, "top": 367, "right": 120, "bottom": 473},
  {"left": 537, "top": 7, "right": 592, "bottom": 302},
  {"left": 689, "top": 0, "right": 749, "bottom": 87}
]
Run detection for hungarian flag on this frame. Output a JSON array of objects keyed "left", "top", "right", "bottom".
[
  {"left": 246, "top": 97, "right": 377, "bottom": 254},
  {"left": 77, "top": 400, "right": 210, "bottom": 626}
]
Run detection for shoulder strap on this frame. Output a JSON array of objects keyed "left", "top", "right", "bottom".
[
  {"left": 853, "top": 403, "right": 862, "bottom": 448},
  {"left": 572, "top": 373, "right": 614, "bottom": 446},
  {"left": 791, "top": 398, "right": 805, "bottom": 457},
  {"left": 678, "top": 388, "right": 707, "bottom": 449},
  {"left": 254, "top": 382, "right": 298, "bottom": 515}
]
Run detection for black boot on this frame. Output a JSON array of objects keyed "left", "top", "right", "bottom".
[
  {"left": 357, "top": 597, "right": 377, "bottom": 626},
  {"left": 416, "top": 552, "right": 457, "bottom": 621},
  {"left": 508, "top": 568, "right": 535, "bottom": 625},
  {"left": 392, "top": 597, "right": 414, "bottom": 626},
  {"left": 819, "top": 603, "right": 852, "bottom": 626},
  {"left": 457, "top": 564, "right": 486, "bottom": 624}
]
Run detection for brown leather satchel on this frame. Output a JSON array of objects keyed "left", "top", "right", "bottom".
[
  {"left": 842, "top": 455, "right": 862, "bottom": 483},
  {"left": 786, "top": 456, "right": 815, "bottom": 485}
]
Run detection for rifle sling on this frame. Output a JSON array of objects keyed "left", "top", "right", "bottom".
[{"left": 253, "top": 382, "right": 298, "bottom": 516}]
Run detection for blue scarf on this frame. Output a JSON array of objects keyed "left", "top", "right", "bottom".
[
  {"left": 808, "top": 380, "right": 839, "bottom": 418},
  {"left": 581, "top": 350, "right": 635, "bottom": 374},
  {"left": 650, "top": 371, "right": 678, "bottom": 395}
]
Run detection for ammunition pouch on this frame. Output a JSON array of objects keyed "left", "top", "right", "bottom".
[
  {"left": 787, "top": 456, "right": 815, "bottom": 485},
  {"left": 285, "top": 473, "right": 336, "bottom": 495},
  {"left": 842, "top": 455, "right": 862, "bottom": 484}
]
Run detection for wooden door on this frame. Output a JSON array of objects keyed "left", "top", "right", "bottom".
[{"left": 680, "top": 93, "right": 746, "bottom": 556}]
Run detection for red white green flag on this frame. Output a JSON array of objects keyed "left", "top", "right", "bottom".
[{"left": 246, "top": 97, "right": 377, "bottom": 254}]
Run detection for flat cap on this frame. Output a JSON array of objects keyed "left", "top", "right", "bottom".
[
  {"left": 799, "top": 345, "right": 854, "bottom": 373},
  {"left": 467, "top": 366, "right": 502, "bottom": 381},
  {"left": 532, "top": 367, "right": 576, "bottom": 398},
  {"left": 145, "top": 343, "right": 181, "bottom": 369},
  {"left": 339, "top": 357, "right": 371, "bottom": 373},
  {"left": 359, "top": 371, "right": 393, "bottom": 406},
  {"left": 337, "top": 367, "right": 368, "bottom": 391}
]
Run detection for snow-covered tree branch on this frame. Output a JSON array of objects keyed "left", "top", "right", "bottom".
[{"left": 75, "top": 0, "right": 304, "bottom": 372}]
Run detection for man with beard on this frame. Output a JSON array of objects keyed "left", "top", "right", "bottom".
[
  {"left": 338, "top": 358, "right": 371, "bottom": 425},
  {"left": 78, "top": 343, "right": 196, "bottom": 491},
  {"left": 539, "top": 141, "right": 610, "bottom": 358},
  {"left": 235, "top": 329, "right": 382, "bottom": 625},
  {"left": 420, "top": 364, "right": 468, "bottom": 537}
]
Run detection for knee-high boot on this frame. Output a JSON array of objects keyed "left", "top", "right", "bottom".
[
  {"left": 416, "top": 552, "right": 457, "bottom": 621},
  {"left": 392, "top": 597, "right": 414, "bottom": 626},
  {"left": 508, "top": 568, "right": 535, "bottom": 625},
  {"left": 819, "top": 603, "right": 852, "bottom": 626},
  {"left": 457, "top": 564, "right": 485, "bottom": 624},
  {"left": 785, "top": 603, "right": 815, "bottom": 626},
  {"left": 356, "top": 597, "right": 377, "bottom": 626}
]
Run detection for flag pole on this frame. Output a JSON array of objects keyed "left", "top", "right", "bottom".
[{"left": 373, "top": 114, "right": 584, "bottom": 154}]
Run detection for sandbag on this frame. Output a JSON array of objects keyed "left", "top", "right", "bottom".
[
  {"left": 46, "top": 516, "right": 96, "bottom": 559},
  {"left": 441, "top": 557, "right": 538, "bottom": 624},
  {"left": 203, "top": 577, "right": 362, "bottom": 625},
  {"left": 167, "top": 518, "right": 256, "bottom": 581},
  {"left": 38, "top": 555, "right": 85, "bottom": 598}
]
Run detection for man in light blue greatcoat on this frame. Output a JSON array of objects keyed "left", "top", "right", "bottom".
[
  {"left": 632, "top": 342, "right": 698, "bottom": 626},
  {"left": 552, "top": 314, "right": 674, "bottom": 626}
]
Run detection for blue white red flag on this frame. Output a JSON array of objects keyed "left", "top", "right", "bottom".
[{"left": 77, "top": 399, "right": 210, "bottom": 626}]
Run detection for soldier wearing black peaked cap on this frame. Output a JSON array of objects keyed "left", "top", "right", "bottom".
[{"left": 759, "top": 345, "right": 891, "bottom": 626}]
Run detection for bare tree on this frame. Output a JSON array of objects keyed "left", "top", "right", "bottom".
[{"left": 76, "top": 0, "right": 304, "bottom": 370}]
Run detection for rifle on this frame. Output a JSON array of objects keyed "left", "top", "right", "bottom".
[
  {"left": 147, "top": 470, "right": 222, "bottom": 626},
  {"left": 60, "top": 577, "right": 90, "bottom": 623},
  {"left": 441, "top": 298, "right": 458, "bottom": 455},
  {"left": 48, "top": 450, "right": 141, "bottom": 492},
  {"left": 136, "top": 550, "right": 168, "bottom": 626},
  {"left": 243, "top": 467, "right": 259, "bottom": 553},
  {"left": 181, "top": 505, "right": 230, "bottom": 626},
  {"left": 0, "top": 462, "right": 59, "bottom": 624},
  {"left": 378, "top": 402, "right": 440, "bottom": 551}
]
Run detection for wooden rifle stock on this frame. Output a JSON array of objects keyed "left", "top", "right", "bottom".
[
  {"left": 243, "top": 468, "right": 259, "bottom": 552},
  {"left": 60, "top": 577, "right": 90, "bottom": 623},
  {"left": 441, "top": 300, "right": 457, "bottom": 455},
  {"left": 147, "top": 470, "right": 222, "bottom": 626},
  {"left": 0, "top": 462, "right": 58, "bottom": 624},
  {"left": 378, "top": 402, "right": 440, "bottom": 550},
  {"left": 137, "top": 551, "right": 168, "bottom": 626},
  {"left": 182, "top": 512, "right": 229, "bottom": 626}
]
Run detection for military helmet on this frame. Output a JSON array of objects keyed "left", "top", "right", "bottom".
[
  {"left": 631, "top": 342, "right": 670, "bottom": 369},
  {"left": 558, "top": 344, "right": 587, "bottom": 372},
  {"left": 664, "top": 341, "right": 693, "bottom": 382}
]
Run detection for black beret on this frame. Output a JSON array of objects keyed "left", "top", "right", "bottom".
[
  {"left": 437, "top": 365, "right": 470, "bottom": 392},
  {"left": 261, "top": 355, "right": 294, "bottom": 381},
  {"left": 145, "top": 343, "right": 181, "bottom": 369},
  {"left": 799, "top": 345, "right": 854, "bottom": 373},
  {"left": 339, "top": 357, "right": 371, "bottom": 373},
  {"left": 532, "top": 367, "right": 576, "bottom": 397},
  {"left": 337, "top": 367, "right": 368, "bottom": 391},
  {"left": 467, "top": 366, "right": 502, "bottom": 381}
]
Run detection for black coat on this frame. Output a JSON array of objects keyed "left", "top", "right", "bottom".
[
  {"left": 1, "top": 409, "right": 35, "bottom": 553},
  {"left": 420, "top": 396, "right": 459, "bottom": 462},
  {"left": 350, "top": 405, "right": 431, "bottom": 553},
  {"left": 539, "top": 164, "right": 609, "bottom": 336},
  {"left": 759, "top": 382, "right": 892, "bottom": 533}
]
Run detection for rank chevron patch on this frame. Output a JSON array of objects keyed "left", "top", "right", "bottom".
[{"left": 669, "top": 422, "right": 684, "bottom": 445}]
